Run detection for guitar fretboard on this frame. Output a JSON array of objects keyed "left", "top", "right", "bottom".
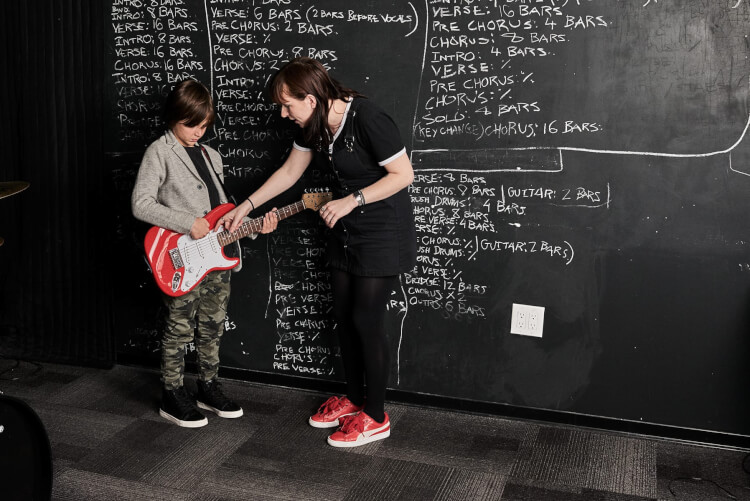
[{"left": 216, "top": 200, "right": 307, "bottom": 246}]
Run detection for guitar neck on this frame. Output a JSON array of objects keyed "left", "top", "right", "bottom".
[{"left": 216, "top": 199, "right": 308, "bottom": 246}]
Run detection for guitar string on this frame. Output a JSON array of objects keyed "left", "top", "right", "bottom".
[
  {"left": 189, "top": 197, "right": 324, "bottom": 257},
  {"left": 178, "top": 196, "right": 326, "bottom": 268},
  {"left": 212, "top": 200, "right": 305, "bottom": 247}
]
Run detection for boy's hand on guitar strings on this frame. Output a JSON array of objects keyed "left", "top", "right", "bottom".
[{"left": 190, "top": 217, "right": 210, "bottom": 240}]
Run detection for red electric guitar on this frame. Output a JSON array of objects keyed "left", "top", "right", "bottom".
[{"left": 144, "top": 191, "right": 332, "bottom": 297}]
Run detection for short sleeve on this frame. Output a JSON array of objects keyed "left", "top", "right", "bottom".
[
  {"left": 355, "top": 100, "right": 406, "bottom": 166},
  {"left": 292, "top": 127, "right": 313, "bottom": 152}
]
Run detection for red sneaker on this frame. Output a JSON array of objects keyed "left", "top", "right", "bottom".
[
  {"left": 308, "top": 396, "right": 363, "bottom": 428},
  {"left": 327, "top": 412, "right": 390, "bottom": 448}
]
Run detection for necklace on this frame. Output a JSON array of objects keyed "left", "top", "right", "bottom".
[{"left": 328, "top": 100, "right": 346, "bottom": 133}]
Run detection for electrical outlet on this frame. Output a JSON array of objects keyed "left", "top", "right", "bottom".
[
  {"left": 517, "top": 310, "right": 526, "bottom": 329},
  {"left": 511, "top": 303, "right": 545, "bottom": 337},
  {"left": 528, "top": 311, "right": 538, "bottom": 331}
]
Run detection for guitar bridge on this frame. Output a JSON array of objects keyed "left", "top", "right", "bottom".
[{"left": 169, "top": 248, "right": 184, "bottom": 269}]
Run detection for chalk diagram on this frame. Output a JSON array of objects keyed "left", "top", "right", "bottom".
[
  {"left": 162, "top": 0, "right": 749, "bottom": 385},
  {"left": 393, "top": 0, "right": 750, "bottom": 384},
  {"left": 199, "top": 0, "right": 424, "bottom": 380}
]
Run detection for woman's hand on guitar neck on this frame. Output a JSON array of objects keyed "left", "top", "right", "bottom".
[
  {"left": 219, "top": 200, "right": 279, "bottom": 235},
  {"left": 220, "top": 200, "right": 252, "bottom": 232}
]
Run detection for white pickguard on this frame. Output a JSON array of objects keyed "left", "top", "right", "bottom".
[{"left": 175, "top": 228, "right": 235, "bottom": 292}]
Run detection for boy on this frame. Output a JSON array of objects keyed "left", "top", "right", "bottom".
[{"left": 132, "top": 79, "right": 276, "bottom": 427}]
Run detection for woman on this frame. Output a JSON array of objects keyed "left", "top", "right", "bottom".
[
  {"left": 224, "top": 57, "right": 416, "bottom": 447},
  {"left": 132, "top": 79, "right": 277, "bottom": 428}
]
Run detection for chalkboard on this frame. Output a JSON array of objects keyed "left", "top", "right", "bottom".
[{"left": 107, "top": 0, "right": 750, "bottom": 439}]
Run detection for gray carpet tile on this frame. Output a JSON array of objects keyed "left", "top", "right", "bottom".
[
  {"left": 433, "top": 469, "right": 507, "bottom": 501},
  {"left": 250, "top": 403, "right": 333, "bottom": 448},
  {"left": 52, "top": 442, "right": 97, "bottom": 463},
  {"left": 53, "top": 466, "right": 195, "bottom": 501},
  {"left": 1, "top": 360, "right": 748, "bottom": 501},
  {"left": 141, "top": 424, "right": 254, "bottom": 490},
  {"left": 661, "top": 479, "right": 750, "bottom": 501},
  {"left": 0, "top": 362, "right": 87, "bottom": 400},
  {"left": 501, "top": 483, "right": 657, "bottom": 501},
  {"left": 198, "top": 464, "right": 351, "bottom": 501},
  {"left": 655, "top": 441, "right": 750, "bottom": 500},
  {"left": 345, "top": 455, "right": 457, "bottom": 501},
  {"left": 33, "top": 401, "right": 138, "bottom": 451},
  {"left": 226, "top": 437, "right": 374, "bottom": 482},
  {"left": 75, "top": 419, "right": 183, "bottom": 481},
  {"left": 47, "top": 370, "right": 157, "bottom": 417},
  {"left": 382, "top": 405, "right": 533, "bottom": 474},
  {"left": 510, "top": 426, "right": 657, "bottom": 498}
]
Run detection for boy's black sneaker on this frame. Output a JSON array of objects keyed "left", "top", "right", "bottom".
[
  {"left": 160, "top": 387, "right": 208, "bottom": 428},
  {"left": 196, "top": 379, "right": 243, "bottom": 418}
]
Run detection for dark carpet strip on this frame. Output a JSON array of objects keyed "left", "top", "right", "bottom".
[{"left": 1, "top": 361, "right": 749, "bottom": 501}]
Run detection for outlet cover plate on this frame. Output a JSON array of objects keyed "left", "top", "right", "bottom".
[{"left": 510, "top": 303, "right": 545, "bottom": 337}]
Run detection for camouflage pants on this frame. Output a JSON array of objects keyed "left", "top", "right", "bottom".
[{"left": 161, "top": 270, "right": 231, "bottom": 390}]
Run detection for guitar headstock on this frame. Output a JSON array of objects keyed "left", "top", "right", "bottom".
[{"left": 302, "top": 191, "right": 333, "bottom": 211}]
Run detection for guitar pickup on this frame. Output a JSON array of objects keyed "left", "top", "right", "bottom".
[{"left": 169, "top": 248, "right": 184, "bottom": 269}]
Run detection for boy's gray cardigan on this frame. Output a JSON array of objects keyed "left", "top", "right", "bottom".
[{"left": 131, "top": 129, "right": 228, "bottom": 234}]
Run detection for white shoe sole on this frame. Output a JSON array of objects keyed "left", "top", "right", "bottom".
[
  {"left": 197, "top": 401, "right": 243, "bottom": 418},
  {"left": 327, "top": 428, "right": 391, "bottom": 448},
  {"left": 308, "top": 412, "right": 358, "bottom": 429},
  {"left": 159, "top": 409, "right": 208, "bottom": 428}
]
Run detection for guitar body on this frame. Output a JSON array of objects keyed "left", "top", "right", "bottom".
[
  {"left": 143, "top": 192, "right": 332, "bottom": 297},
  {"left": 144, "top": 203, "right": 239, "bottom": 297}
]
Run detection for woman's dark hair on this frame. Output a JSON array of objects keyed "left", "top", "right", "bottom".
[
  {"left": 163, "top": 79, "right": 215, "bottom": 129},
  {"left": 270, "top": 57, "right": 361, "bottom": 148}
]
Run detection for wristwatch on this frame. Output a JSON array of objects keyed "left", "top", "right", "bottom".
[{"left": 353, "top": 190, "right": 366, "bottom": 207}]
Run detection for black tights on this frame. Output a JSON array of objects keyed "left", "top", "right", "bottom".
[{"left": 330, "top": 269, "right": 395, "bottom": 424}]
